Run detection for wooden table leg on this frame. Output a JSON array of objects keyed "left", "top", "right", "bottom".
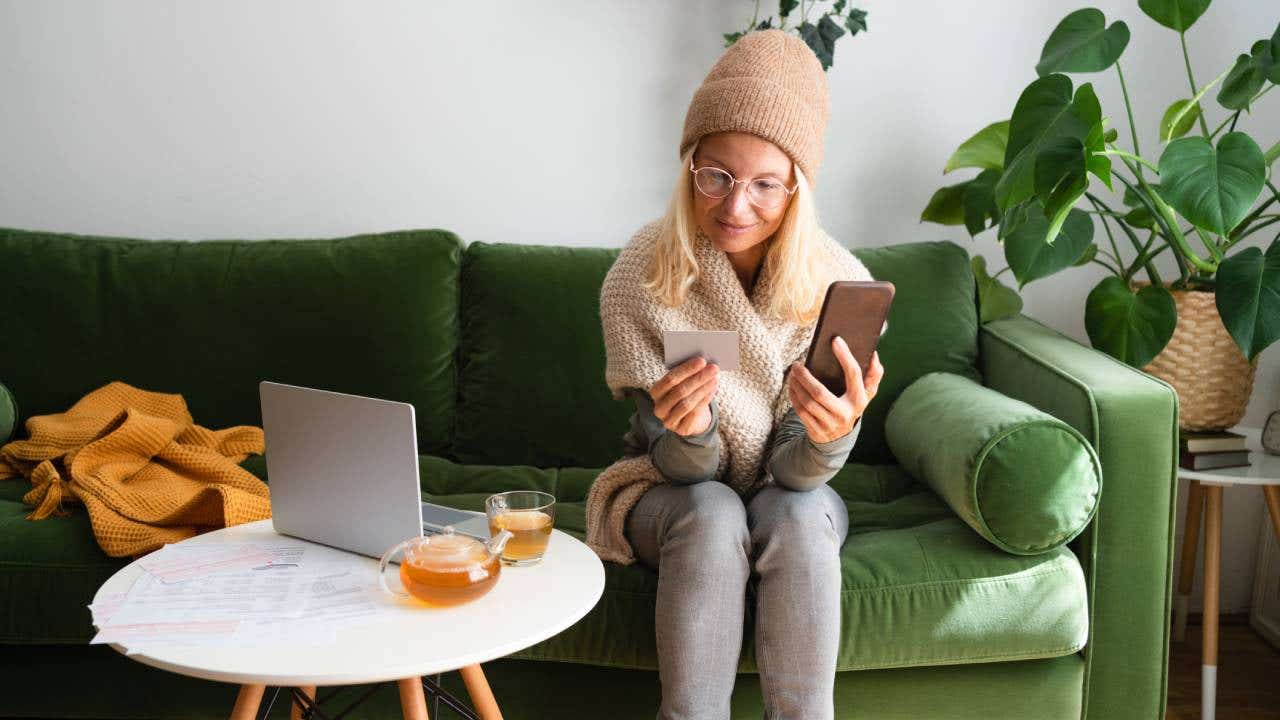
[
  {"left": 230, "top": 684, "right": 265, "bottom": 720},
  {"left": 397, "top": 677, "right": 430, "bottom": 720},
  {"left": 1202, "top": 485, "right": 1222, "bottom": 720},
  {"left": 1174, "top": 478, "right": 1205, "bottom": 642},
  {"left": 459, "top": 664, "right": 503, "bottom": 720},
  {"left": 1264, "top": 485, "right": 1280, "bottom": 543},
  {"left": 292, "top": 686, "right": 316, "bottom": 720}
]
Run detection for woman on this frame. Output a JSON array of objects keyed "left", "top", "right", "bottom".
[{"left": 585, "top": 29, "right": 884, "bottom": 720}]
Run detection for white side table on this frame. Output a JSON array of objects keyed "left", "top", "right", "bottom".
[
  {"left": 92, "top": 519, "right": 605, "bottom": 720},
  {"left": 1171, "top": 425, "right": 1280, "bottom": 720}
]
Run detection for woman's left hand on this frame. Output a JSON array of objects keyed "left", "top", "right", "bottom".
[{"left": 787, "top": 336, "right": 884, "bottom": 445}]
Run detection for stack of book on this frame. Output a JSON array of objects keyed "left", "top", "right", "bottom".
[{"left": 1179, "top": 429, "right": 1251, "bottom": 470}]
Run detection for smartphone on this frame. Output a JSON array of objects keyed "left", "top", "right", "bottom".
[{"left": 802, "top": 280, "right": 895, "bottom": 396}]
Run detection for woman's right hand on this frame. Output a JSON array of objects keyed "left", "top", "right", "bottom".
[{"left": 650, "top": 356, "right": 720, "bottom": 437}]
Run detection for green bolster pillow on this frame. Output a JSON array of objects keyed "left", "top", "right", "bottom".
[
  {"left": 885, "top": 371, "right": 1101, "bottom": 555},
  {"left": 0, "top": 381, "right": 15, "bottom": 444}
]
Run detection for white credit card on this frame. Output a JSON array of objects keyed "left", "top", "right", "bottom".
[{"left": 663, "top": 330, "right": 740, "bottom": 371}]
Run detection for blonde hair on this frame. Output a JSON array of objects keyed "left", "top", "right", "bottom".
[{"left": 643, "top": 140, "right": 832, "bottom": 326}]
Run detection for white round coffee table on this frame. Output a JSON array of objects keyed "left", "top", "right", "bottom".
[
  {"left": 1171, "top": 425, "right": 1280, "bottom": 720},
  {"left": 92, "top": 519, "right": 605, "bottom": 720}
]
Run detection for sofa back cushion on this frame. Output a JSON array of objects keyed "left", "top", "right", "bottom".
[
  {"left": 455, "top": 238, "right": 980, "bottom": 467},
  {"left": 0, "top": 227, "right": 462, "bottom": 455},
  {"left": 454, "top": 242, "right": 628, "bottom": 467}
]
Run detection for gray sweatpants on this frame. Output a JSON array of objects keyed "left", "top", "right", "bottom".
[{"left": 625, "top": 480, "right": 850, "bottom": 720}]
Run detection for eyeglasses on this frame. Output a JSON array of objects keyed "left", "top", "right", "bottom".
[{"left": 689, "top": 159, "right": 799, "bottom": 210}]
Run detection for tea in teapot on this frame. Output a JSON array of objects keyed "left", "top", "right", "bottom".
[{"left": 378, "top": 526, "right": 514, "bottom": 607}]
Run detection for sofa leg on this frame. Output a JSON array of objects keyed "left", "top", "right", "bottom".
[
  {"left": 459, "top": 664, "right": 503, "bottom": 720},
  {"left": 398, "top": 676, "right": 430, "bottom": 720},
  {"left": 1173, "top": 478, "right": 1204, "bottom": 642},
  {"left": 230, "top": 684, "right": 265, "bottom": 720}
]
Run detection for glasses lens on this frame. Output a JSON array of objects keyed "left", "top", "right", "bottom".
[
  {"left": 748, "top": 179, "right": 788, "bottom": 209},
  {"left": 694, "top": 168, "right": 732, "bottom": 198}
]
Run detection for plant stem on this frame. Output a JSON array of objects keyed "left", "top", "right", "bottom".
[
  {"left": 751, "top": 0, "right": 760, "bottom": 27},
  {"left": 1229, "top": 215, "right": 1280, "bottom": 245},
  {"left": 1114, "top": 163, "right": 1218, "bottom": 274},
  {"left": 1100, "top": 148, "right": 1159, "bottom": 173},
  {"left": 1115, "top": 62, "right": 1143, "bottom": 180},
  {"left": 1093, "top": 258, "right": 1123, "bottom": 275},
  {"left": 1230, "top": 195, "right": 1279, "bottom": 241},
  {"left": 1086, "top": 191, "right": 1161, "bottom": 285},
  {"left": 1125, "top": 230, "right": 1165, "bottom": 282},
  {"left": 1091, "top": 197, "right": 1126, "bottom": 276},
  {"left": 1193, "top": 226, "right": 1224, "bottom": 261},
  {"left": 1179, "top": 32, "right": 1211, "bottom": 137},
  {"left": 993, "top": 265, "right": 1011, "bottom": 279}
]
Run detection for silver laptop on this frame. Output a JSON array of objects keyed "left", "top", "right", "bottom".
[{"left": 259, "top": 381, "right": 491, "bottom": 558}]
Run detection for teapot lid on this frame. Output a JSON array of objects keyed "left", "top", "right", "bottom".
[{"left": 412, "top": 526, "right": 488, "bottom": 570}]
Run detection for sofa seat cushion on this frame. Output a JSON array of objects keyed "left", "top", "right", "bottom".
[
  {"left": 420, "top": 457, "right": 1090, "bottom": 672},
  {"left": 0, "top": 494, "right": 127, "bottom": 643},
  {"left": 1, "top": 456, "right": 1088, "bottom": 669}
]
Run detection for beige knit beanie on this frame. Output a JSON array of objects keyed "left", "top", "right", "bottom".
[{"left": 679, "top": 29, "right": 831, "bottom": 186}]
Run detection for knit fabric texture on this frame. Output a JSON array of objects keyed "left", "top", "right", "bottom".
[
  {"left": 584, "top": 220, "right": 873, "bottom": 565},
  {"left": 679, "top": 28, "right": 831, "bottom": 185},
  {"left": 0, "top": 381, "right": 270, "bottom": 557}
]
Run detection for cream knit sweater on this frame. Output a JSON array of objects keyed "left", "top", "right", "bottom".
[{"left": 584, "top": 219, "right": 874, "bottom": 565}]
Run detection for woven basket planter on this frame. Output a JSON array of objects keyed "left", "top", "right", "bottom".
[{"left": 1132, "top": 280, "right": 1257, "bottom": 431}]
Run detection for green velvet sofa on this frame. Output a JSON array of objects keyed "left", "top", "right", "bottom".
[{"left": 0, "top": 226, "right": 1178, "bottom": 719}]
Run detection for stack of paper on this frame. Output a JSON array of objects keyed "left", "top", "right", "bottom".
[{"left": 91, "top": 540, "right": 386, "bottom": 654}]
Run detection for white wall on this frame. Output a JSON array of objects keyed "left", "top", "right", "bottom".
[{"left": 2, "top": 0, "right": 1276, "bottom": 612}]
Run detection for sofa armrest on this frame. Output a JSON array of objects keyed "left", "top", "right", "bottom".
[
  {"left": 979, "top": 314, "right": 1178, "bottom": 720},
  {"left": 0, "top": 380, "right": 15, "bottom": 444}
]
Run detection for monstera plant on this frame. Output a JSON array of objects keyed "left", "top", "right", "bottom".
[{"left": 922, "top": 1, "right": 1280, "bottom": 372}]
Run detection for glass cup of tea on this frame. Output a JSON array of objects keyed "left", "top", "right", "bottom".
[{"left": 485, "top": 490, "right": 555, "bottom": 566}]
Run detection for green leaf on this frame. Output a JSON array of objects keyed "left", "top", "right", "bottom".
[
  {"left": 780, "top": 0, "right": 799, "bottom": 18},
  {"left": 1124, "top": 206, "right": 1156, "bottom": 229},
  {"left": 1004, "top": 205, "right": 1094, "bottom": 288},
  {"left": 799, "top": 17, "right": 845, "bottom": 71},
  {"left": 1158, "top": 131, "right": 1266, "bottom": 235},
  {"left": 1123, "top": 182, "right": 1160, "bottom": 207},
  {"left": 846, "top": 8, "right": 868, "bottom": 35},
  {"left": 995, "top": 76, "right": 1101, "bottom": 211},
  {"left": 1215, "top": 237, "right": 1280, "bottom": 361},
  {"left": 1036, "top": 9, "right": 1130, "bottom": 76},
  {"left": 723, "top": 31, "right": 744, "bottom": 47},
  {"left": 1073, "top": 243, "right": 1099, "bottom": 267},
  {"left": 1137, "top": 0, "right": 1211, "bottom": 32},
  {"left": 1271, "top": 22, "right": 1280, "bottom": 82},
  {"left": 972, "top": 255, "right": 1024, "bottom": 324},
  {"left": 1034, "top": 136, "right": 1089, "bottom": 242},
  {"left": 920, "top": 182, "right": 968, "bottom": 226},
  {"left": 1085, "top": 276, "right": 1177, "bottom": 367},
  {"left": 944, "top": 121, "right": 1010, "bottom": 174},
  {"left": 833, "top": 0, "right": 846, "bottom": 14},
  {"left": 963, "top": 169, "right": 1002, "bottom": 236},
  {"left": 1083, "top": 121, "right": 1113, "bottom": 189},
  {"left": 1160, "top": 99, "right": 1201, "bottom": 141},
  {"left": 998, "top": 200, "right": 1035, "bottom": 241},
  {"left": 1252, "top": 34, "right": 1280, "bottom": 85},
  {"left": 1218, "top": 53, "right": 1266, "bottom": 110},
  {"left": 1104, "top": 127, "right": 1118, "bottom": 143}
]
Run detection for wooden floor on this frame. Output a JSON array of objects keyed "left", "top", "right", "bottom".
[{"left": 1166, "top": 614, "right": 1280, "bottom": 719}]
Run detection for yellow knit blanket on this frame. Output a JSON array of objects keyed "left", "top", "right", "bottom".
[{"left": 0, "top": 381, "right": 271, "bottom": 557}]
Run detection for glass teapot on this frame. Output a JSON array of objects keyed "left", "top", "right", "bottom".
[{"left": 378, "top": 526, "right": 514, "bottom": 607}]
